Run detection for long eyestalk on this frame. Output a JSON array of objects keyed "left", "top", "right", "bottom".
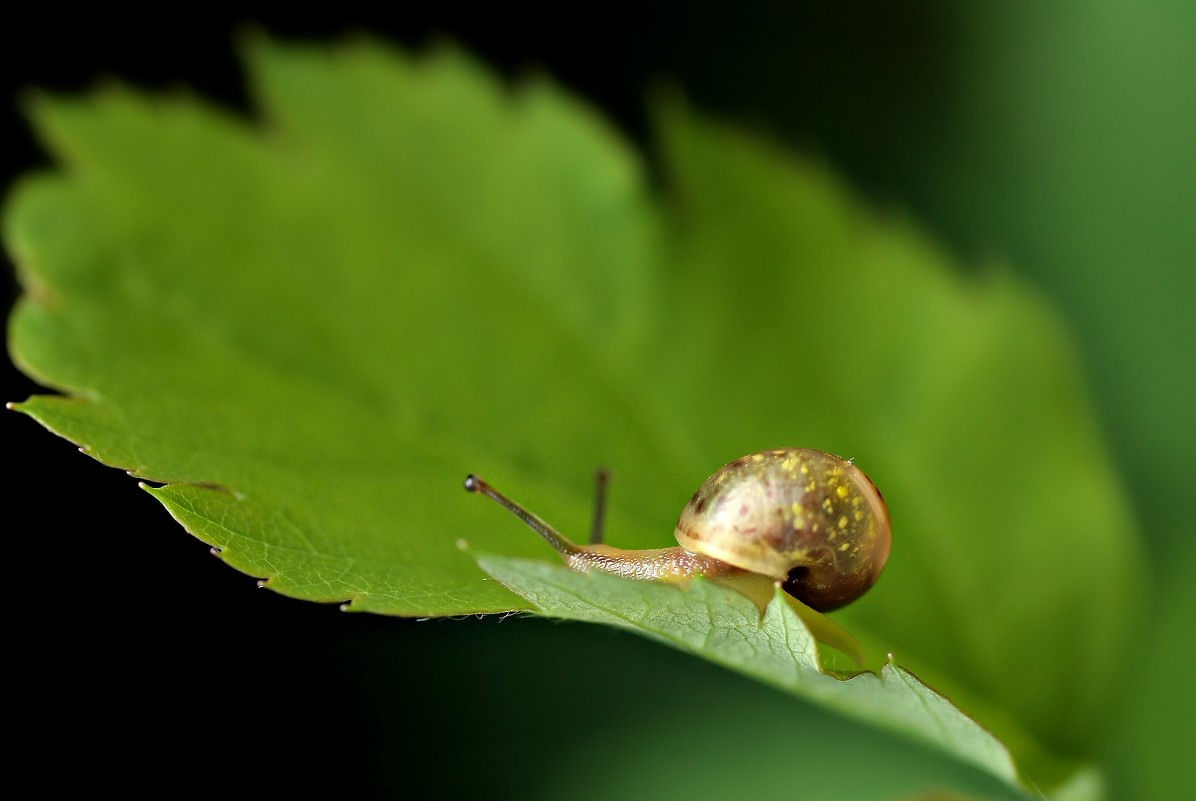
[
  {"left": 463, "top": 474, "right": 583, "bottom": 559},
  {"left": 463, "top": 473, "right": 739, "bottom": 583}
]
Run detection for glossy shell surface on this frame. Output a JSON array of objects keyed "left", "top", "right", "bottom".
[{"left": 674, "top": 447, "right": 891, "bottom": 610}]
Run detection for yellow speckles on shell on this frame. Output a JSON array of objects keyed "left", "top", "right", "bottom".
[{"left": 671, "top": 446, "right": 892, "bottom": 611}]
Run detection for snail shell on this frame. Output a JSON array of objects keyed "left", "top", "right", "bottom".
[{"left": 675, "top": 448, "right": 890, "bottom": 611}]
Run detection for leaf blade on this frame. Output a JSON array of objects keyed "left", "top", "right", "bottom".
[
  {"left": 476, "top": 555, "right": 1028, "bottom": 792},
  {"left": 4, "top": 36, "right": 1144, "bottom": 797}
]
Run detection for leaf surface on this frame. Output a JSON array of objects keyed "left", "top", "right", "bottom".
[
  {"left": 478, "top": 555, "right": 1023, "bottom": 787},
  {"left": 5, "top": 37, "right": 1143, "bottom": 797}
]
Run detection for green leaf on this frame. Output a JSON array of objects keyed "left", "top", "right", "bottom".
[
  {"left": 478, "top": 556, "right": 1022, "bottom": 786},
  {"left": 5, "top": 36, "right": 1143, "bottom": 798}
]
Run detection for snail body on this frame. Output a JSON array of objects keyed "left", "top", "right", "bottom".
[{"left": 465, "top": 447, "right": 891, "bottom": 611}]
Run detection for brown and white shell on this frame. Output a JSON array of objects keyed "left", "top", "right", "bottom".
[{"left": 674, "top": 447, "right": 891, "bottom": 611}]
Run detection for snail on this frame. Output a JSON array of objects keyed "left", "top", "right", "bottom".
[{"left": 464, "top": 447, "right": 891, "bottom": 611}]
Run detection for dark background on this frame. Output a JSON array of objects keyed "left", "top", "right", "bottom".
[{"left": 5, "top": 5, "right": 1193, "bottom": 798}]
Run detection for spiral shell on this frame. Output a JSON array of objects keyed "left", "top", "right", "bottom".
[{"left": 674, "top": 447, "right": 891, "bottom": 610}]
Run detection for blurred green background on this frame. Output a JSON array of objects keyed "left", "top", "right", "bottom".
[{"left": 3, "top": 4, "right": 1192, "bottom": 798}]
